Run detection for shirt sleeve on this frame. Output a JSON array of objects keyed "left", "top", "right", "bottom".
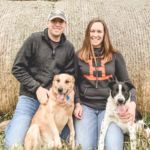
[
  {"left": 74, "top": 54, "right": 82, "bottom": 104},
  {"left": 12, "top": 35, "right": 41, "bottom": 93},
  {"left": 115, "top": 52, "right": 136, "bottom": 102},
  {"left": 63, "top": 44, "right": 76, "bottom": 76}
]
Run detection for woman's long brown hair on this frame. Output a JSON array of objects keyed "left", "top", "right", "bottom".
[{"left": 78, "top": 18, "right": 116, "bottom": 63}]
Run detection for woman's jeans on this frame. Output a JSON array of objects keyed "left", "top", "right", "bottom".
[
  {"left": 4, "top": 95, "right": 69, "bottom": 149},
  {"left": 74, "top": 105, "right": 124, "bottom": 150}
]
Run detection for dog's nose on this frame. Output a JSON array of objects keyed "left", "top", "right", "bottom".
[
  {"left": 118, "top": 99, "right": 124, "bottom": 104},
  {"left": 58, "top": 87, "right": 63, "bottom": 93}
]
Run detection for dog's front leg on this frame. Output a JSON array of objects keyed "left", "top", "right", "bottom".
[
  {"left": 98, "top": 118, "right": 110, "bottom": 150},
  {"left": 67, "top": 117, "right": 75, "bottom": 149},
  {"left": 48, "top": 115, "right": 62, "bottom": 149},
  {"left": 128, "top": 124, "right": 136, "bottom": 150}
]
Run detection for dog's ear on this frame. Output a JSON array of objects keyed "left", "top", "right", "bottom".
[
  {"left": 72, "top": 76, "right": 75, "bottom": 83},
  {"left": 108, "top": 80, "right": 116, "bottom": 90},
  {"left": 124, "top": 81, "right": 135, "bottom": 90},
  {"left": 53, "top": 74, "right": 59, "bottom": 82}
]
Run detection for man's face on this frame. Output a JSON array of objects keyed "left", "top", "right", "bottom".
[{"left": 48, "top": 18, "right": 66, "bottom": 37}]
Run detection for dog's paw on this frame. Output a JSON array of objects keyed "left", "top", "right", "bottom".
[
  {"left": 98, "top": 144, "right": 104, "bottom": 150},
  {"left": 98, "top": 146, "right": 104, "bottom": 150},
  {"left": 71, "top": 141, "right": 75, "bottom": 149},
  {"left": 54, "top": 138, "right": 62, "bottom": 149},
  {"left": 47, "top": 140, "right": 55, "bottom": 149},
  {"left": 69, "top": 136, "right": 75, "bottom": 149}
]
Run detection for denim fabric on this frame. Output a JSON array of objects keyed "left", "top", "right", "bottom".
[
  {"left": 4, "top": 96, "right": 40, "bottom": 149},
  {"left": 74, "top": 105, "right": 124, "bottom": 150},
  {"left": 105, "top": 123, "right": 124, "bottom": 150}
]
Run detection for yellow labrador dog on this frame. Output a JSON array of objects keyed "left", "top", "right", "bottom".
[{"left": 24, "top": 73, "right": 75, "bottom": 150}]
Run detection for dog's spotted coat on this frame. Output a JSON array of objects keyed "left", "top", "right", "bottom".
[{"left": 98, "top": 81, "right": 150, "bottom": 150}]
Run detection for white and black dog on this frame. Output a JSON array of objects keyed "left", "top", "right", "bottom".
[{"left": 98, "top": 81, "right": 150, "bottom": 150}]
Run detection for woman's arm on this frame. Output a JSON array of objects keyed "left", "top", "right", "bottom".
[{"left": 115, "top": 52, "right": 136, "bottom": 123}]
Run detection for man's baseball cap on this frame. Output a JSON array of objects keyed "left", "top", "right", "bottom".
[{"left": 48, "top": 10, "right": 67, "bottom": 22}]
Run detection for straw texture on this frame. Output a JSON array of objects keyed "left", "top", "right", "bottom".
[{"left": 0, "top": 0, "right": 150, "bottom": 113}]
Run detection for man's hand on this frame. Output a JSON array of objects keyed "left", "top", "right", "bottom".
[
  {"left": 36, "top": 86, "right": 49, "bottom": 105},
  {"left": 118, "top": 101, "right": 136, "bottom": 123},
  {"left": 74, "top": 103, "right": 83, "bottom": 120}
]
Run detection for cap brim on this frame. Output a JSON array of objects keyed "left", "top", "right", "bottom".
[{"left": 49, "top": 16, "right": 66, "bottom": 22}]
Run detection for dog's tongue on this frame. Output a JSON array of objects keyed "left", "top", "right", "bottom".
[
  {"left": 57, "top": 94, "right": 65, "bottom": 101},
  {"left": 117, "top": 104, "right": 126, "bottom": 113}
]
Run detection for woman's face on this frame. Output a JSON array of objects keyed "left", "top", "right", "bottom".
[{"left": 90, "top": 22, "right": 104, "bottom": 48}]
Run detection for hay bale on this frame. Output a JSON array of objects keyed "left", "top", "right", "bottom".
[{"left": 0, "top": 0, "right": 150, "bottom": 113}]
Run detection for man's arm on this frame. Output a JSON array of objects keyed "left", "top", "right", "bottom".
[
  {"left": 63, "top": 44, "right": 76, "bottom": 75},
  {"left": 12, "top": 35, "right": 40, "bottom": 93}
]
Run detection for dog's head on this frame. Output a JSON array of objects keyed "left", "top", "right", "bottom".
[
  {"left": 108, "top": 81, "right": 134, "bottom": 105},
  {"left": 52, "top": 73, "right": 75, "bottom": 102}
]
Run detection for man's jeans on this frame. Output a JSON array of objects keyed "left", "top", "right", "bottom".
[
  {"left": 4, "top": 95, "right": 69, "bottom": 149},
  {"left": 74, "top": 105, "right": 124, "bottom": 150}
]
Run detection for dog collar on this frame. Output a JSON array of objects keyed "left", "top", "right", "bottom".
[{"left": 66, "top": 95, "right": 70, "bottom": 102}]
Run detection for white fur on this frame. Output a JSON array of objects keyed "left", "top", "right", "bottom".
[
  {"left": 24, "top": 74, "right": 75, "bottom": 150},
  {"left": 98, "top": 93, "right": 136, "bottom": 150}
]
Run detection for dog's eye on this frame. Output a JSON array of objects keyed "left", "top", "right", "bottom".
[
  {"left": 122, "top": 88, "right": 125, "bottom": 92},
  {"left": 56, "top": 79, "right": 60, "bottom": 82},
  {"left": 65, "top": 80, "right": 70, "bottom": 84},
  {"left": 115, "top": 87, "right": 119, "bottom": 92}
]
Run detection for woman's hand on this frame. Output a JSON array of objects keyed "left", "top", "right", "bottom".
[
  {"left": 118, "top": 101, "right": 136, "bottom": 123},
  {"left": 74, "top": 103, "right": 83, "bottom": 119}
]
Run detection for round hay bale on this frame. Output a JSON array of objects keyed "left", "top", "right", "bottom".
[{"left": 0, "top": 0, "right": 150, "bottom": 113}]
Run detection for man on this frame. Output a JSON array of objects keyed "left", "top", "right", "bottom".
[{"left": 4, "top": 10, "right": 75, "bottom": 149}]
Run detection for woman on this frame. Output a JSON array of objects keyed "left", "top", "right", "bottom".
[{"left": 74, "top": 18, "right": 136, "bottom": 150}]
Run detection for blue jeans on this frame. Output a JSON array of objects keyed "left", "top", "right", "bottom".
[
  {"left": 4, "top": 96, "right": 40, "bottom": 149},
  {"left": 74, "top": 105, "right": 124, "bottom": 150},
  {"left": 4, "top": 95, "right": 69, "bottom": 149}
]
